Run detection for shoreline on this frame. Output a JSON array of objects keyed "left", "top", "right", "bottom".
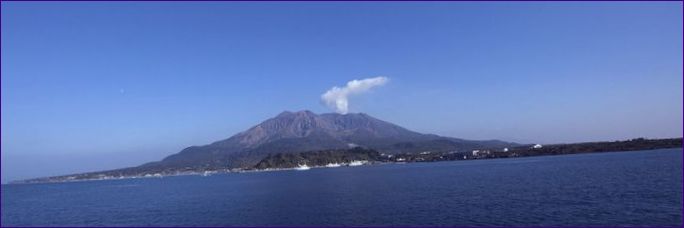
[
  {"left": 7, "top": 146, "right": 681, "bottom": 185},
  {"left": 6, "top": 160, "right": 381, "bottom": 185}
]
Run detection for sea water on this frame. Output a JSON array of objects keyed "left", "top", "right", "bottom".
[{"left": 2, "top": 148, "right": 681, "bottom": 226}]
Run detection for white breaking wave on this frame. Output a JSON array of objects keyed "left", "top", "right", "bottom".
[
  {"left": 295, "top": 164, "right": 311, "bottom": 170},
  {"left": 348, "top": 160, "right": 368, "bottom": 167},
  {"left": 325, "top": 163, "right": 342, "bottom": 168}
]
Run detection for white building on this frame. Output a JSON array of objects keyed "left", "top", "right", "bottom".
[{"left": 532, "top": 144, "right": 543, "bottom": 149}]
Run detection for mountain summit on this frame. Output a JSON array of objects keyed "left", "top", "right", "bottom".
[{"left": 154, "top": 110, "right": 516, "bottom": 169}]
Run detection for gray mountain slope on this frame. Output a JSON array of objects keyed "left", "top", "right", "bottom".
[{"left": 152, "top": 110, "right": 517, "bottom": 169}]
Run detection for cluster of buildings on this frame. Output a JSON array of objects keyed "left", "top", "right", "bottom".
[{"left": 471, "top": 144, "right": 543, "bottom": 157}]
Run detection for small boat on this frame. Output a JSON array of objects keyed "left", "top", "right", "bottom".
[{"left": 295, "top": 164, "right": 310, "bottom": 170}]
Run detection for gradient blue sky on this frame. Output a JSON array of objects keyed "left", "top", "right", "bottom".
[{"left": 2, "top": 2, "right": 682, "bottom": 182}]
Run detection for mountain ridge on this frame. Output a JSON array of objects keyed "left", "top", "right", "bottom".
[
  {"left": 12, "top": 110, "right": 520, "bottom": 183},
  {"left": 13, "top": 110, "right": 683, "bottom": 185},
  {"left": 155, "top": 110, "right": 516, "bottom": 169}
]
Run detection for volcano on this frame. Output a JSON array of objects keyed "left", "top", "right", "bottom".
[{"left": 149, "top": 110, "right": 517, "bottom": 169}]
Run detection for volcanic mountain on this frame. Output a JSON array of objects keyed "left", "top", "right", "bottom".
[
  {"left": 16, "top": 111, "right": 683, "bottom": 184},
  {"left": 145, "top": 110, "right": 517, "bottom": 169}
]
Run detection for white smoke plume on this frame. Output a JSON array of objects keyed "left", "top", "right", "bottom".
[{"left": 321, "top": 76, "right": 389, "bottom": 114}]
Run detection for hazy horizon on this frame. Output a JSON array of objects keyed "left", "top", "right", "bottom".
[{"left": 2, "top": 2, "right": 682, "bottom": 183}]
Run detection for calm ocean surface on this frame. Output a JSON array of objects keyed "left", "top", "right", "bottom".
[{"left": 2, "top": 149, "right": 682, "bottom": 226}]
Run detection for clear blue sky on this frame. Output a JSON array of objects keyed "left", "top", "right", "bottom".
[{"left": 2, "top": 2, "right": 682, "bottom": 182}]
